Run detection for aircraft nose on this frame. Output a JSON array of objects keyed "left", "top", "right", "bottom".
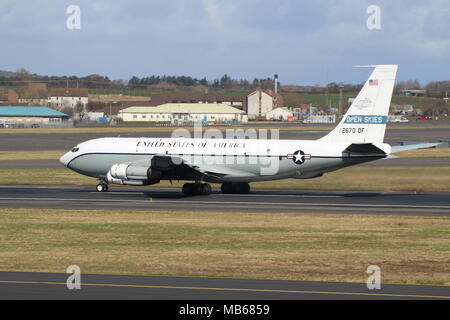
[{"left": 59, "top": 152, "right": 72, "bottom": 167}]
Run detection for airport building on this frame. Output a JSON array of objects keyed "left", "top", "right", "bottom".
[
  {"left": 0, "top": 106, "right": 69, "bottom": 128},
  {"left": 265, "top": 107, "right": 294, "bottom": 121},
  {"left": 118, "top": 103, "right": 246, "bottom": 124},
  {"left": 7, "top": 83, "right": 49, "bottom": 106},
  {"left": 7, "top": 84, "right": 89, "bottom": 110},
  {"left": 246, "top": 89, "right": 284, "bottom": 120},
  {"left": 148, "top": 93, "right": 245, "bottom": 110},
  {"left": 48, "top": 88, "right": 89, "bottom": 109}
]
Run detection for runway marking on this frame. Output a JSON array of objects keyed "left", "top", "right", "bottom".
[
  {"left": 219, "top": 194, "right": 342, "bottom": 198},
  {"left": 0, "top": 280, "right": 449, "bottom": 299},
  {"left": 1, "top": 197, "right": 450, "bottom": 210}
]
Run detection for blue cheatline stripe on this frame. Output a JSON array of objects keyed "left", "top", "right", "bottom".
[{"left": 344, "top": 115, "right": 388, "bottom": 124}]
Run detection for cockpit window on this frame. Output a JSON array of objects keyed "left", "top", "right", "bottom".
[{"left": 71, "top": 147, "right": 79, "bottom": 153}]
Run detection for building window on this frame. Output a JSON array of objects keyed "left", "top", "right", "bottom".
[{"left": 133, "top": 115, "right": 137, "bottom": 119}]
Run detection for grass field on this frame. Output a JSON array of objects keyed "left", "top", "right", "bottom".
[
  {"left": 89, "top": 94, "right": 151, "bottom": 102},
  {"left": 0, "top": 150, "right": 66, "bottom": 161},
  {"left": 1, "top": 166, "right": 449, "bottom": 192},
  {"left": 85, "top": 87, "right": 442, "bottom": 107},
  {"left": 0, "top": 208, "right": 448, "bottom": 285},
  {"left": 392, "top": 148, "right": 450, "bottom": 158}
]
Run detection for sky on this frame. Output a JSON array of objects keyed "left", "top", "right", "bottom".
[{"left": 0, "top": 0, "right": 449, "bottom": 85}]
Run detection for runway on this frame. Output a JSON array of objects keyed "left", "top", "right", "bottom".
[
  {"left": 0, "top": 185, "right": 449, "bottom": 216},
  {"left": 1, "top": 271, "right": 449, "bottom": 300}
]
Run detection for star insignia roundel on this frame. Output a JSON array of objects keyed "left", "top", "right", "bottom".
[{"left": 288, "top": 150, "right": 311, "bottom": 165}]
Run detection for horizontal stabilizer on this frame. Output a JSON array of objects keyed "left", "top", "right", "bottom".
[{"left": 391, "top": 142, "right": 440, "bottom": 154}]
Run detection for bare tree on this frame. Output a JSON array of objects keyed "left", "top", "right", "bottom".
[
  {"left": 61, "top": 107, "right": 74, "bottom": 117},
  {"left": 74, "top": 103, "right": 87, "bottom": 121}
]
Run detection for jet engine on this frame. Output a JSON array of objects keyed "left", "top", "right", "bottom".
[{"left": 106, "top": 164, "right": 162, "bottom": 186}]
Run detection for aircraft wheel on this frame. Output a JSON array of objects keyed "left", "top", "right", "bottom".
[
  {"left": 201, "top": 183, "right": 212, "bottom": 195},
  {"left": 182, "top": 183, "right": 195, "bottom": 196},
  {"left": 183, "top": 183, "right": 212, "bottom": 196},
  {"left": 221, "top": 182, "right": 250, "bottom": 194},
  {"left": 96, "top": 183, "right": 108, "bottom": 192},
  {"left": 235, "top": 182, "right": 250, "bottom": 194},
  {"left": 221, "top": 182, "right": 233, "bottom": 194}
]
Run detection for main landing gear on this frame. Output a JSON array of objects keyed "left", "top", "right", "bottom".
[
  {"left": 182, "top": 182, "right": 251, "bottom": 196},
  {"left": 96, "top": 182, "right": 108, "bottom": 192},
  {"left": 182, "top": 183, "right": 212, "bottom": 196},
  {"left": 221, "top": 182, "right": 250, "bottom": 194}
]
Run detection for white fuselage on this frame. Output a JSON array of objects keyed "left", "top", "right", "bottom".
[{"left": 60, "top": 137, "right": 390, "bottom": 183}]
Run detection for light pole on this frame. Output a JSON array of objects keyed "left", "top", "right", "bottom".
[{"left": 338, "top": 83, "right": 344, "bottom": 120}]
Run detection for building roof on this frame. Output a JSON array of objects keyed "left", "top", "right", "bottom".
[
  {"left": 49, "top": 88, "right": 89, "bottom": 97},
  {"left": 119, "top": 103, "right": 245, "bottom": 114},
  {"left": 0, "top": 106, "right": 68, "bottom": 117},
  {"left": 149, "top": 93, "right": 246, "bottom": 107},
  {"left": 266, "top": 107, "right": 293, "bottom": 114}
]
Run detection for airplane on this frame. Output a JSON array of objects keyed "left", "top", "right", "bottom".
[{"left": 59, "top": 65, "right": 438, "bottom": 195}]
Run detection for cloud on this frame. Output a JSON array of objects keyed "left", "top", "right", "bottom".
[
  {"left": 390, "top": 3, "right": 450, "bottom": 58},
  {"left": 0, "top": 0, "right": 448, "bottom": 83}
]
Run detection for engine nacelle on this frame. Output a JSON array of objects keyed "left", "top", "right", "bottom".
[{"left": 107, "top": 164, "right": 161, "bottom": 185}]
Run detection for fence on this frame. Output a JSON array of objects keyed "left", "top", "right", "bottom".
[
  {"left": 302, "top": 115, "right": 336, "bottom": 124},
  {"left": 0, "top": 120, "right": 74, "bottom": 129}
]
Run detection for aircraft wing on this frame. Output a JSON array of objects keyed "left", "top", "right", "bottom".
[
  {"left": 391, "top": 142, "right": 441, "bottom": 154},
  {"left": 148, "top": 154, "right": 253, "bottom": 179}
]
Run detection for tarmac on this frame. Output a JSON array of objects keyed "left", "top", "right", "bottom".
[
  {"left": 1, "top": 271, "right": 449, "bottom": 300},
  {"left": 0, "top": 185, "right": 449, "bottom": 216}
]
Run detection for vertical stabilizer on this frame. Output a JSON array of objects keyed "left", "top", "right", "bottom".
[{"left": 319, "top": 65, "right": 398, "bottom": 143}]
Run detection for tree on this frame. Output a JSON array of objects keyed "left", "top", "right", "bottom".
[
  {"left": 425, "top": 81, "right": 450, "bottom": 98},
  {"left": 16, "top": 68, "right": 30, "bottom": 75},
  {"left": 74, "top": 103, "right": 87, "bottom": 121},
  {"left": 395, "top": 79, "right": 421, "bottom": 94},
  {"left": 61, "top": 107, "right": 74, "bottom": 117},
  {"left": 86, "top": 101, "right": 106, "bottom": 112},
  {"left": 219, "top": 74, "right": 233, "bottom": 89}
]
